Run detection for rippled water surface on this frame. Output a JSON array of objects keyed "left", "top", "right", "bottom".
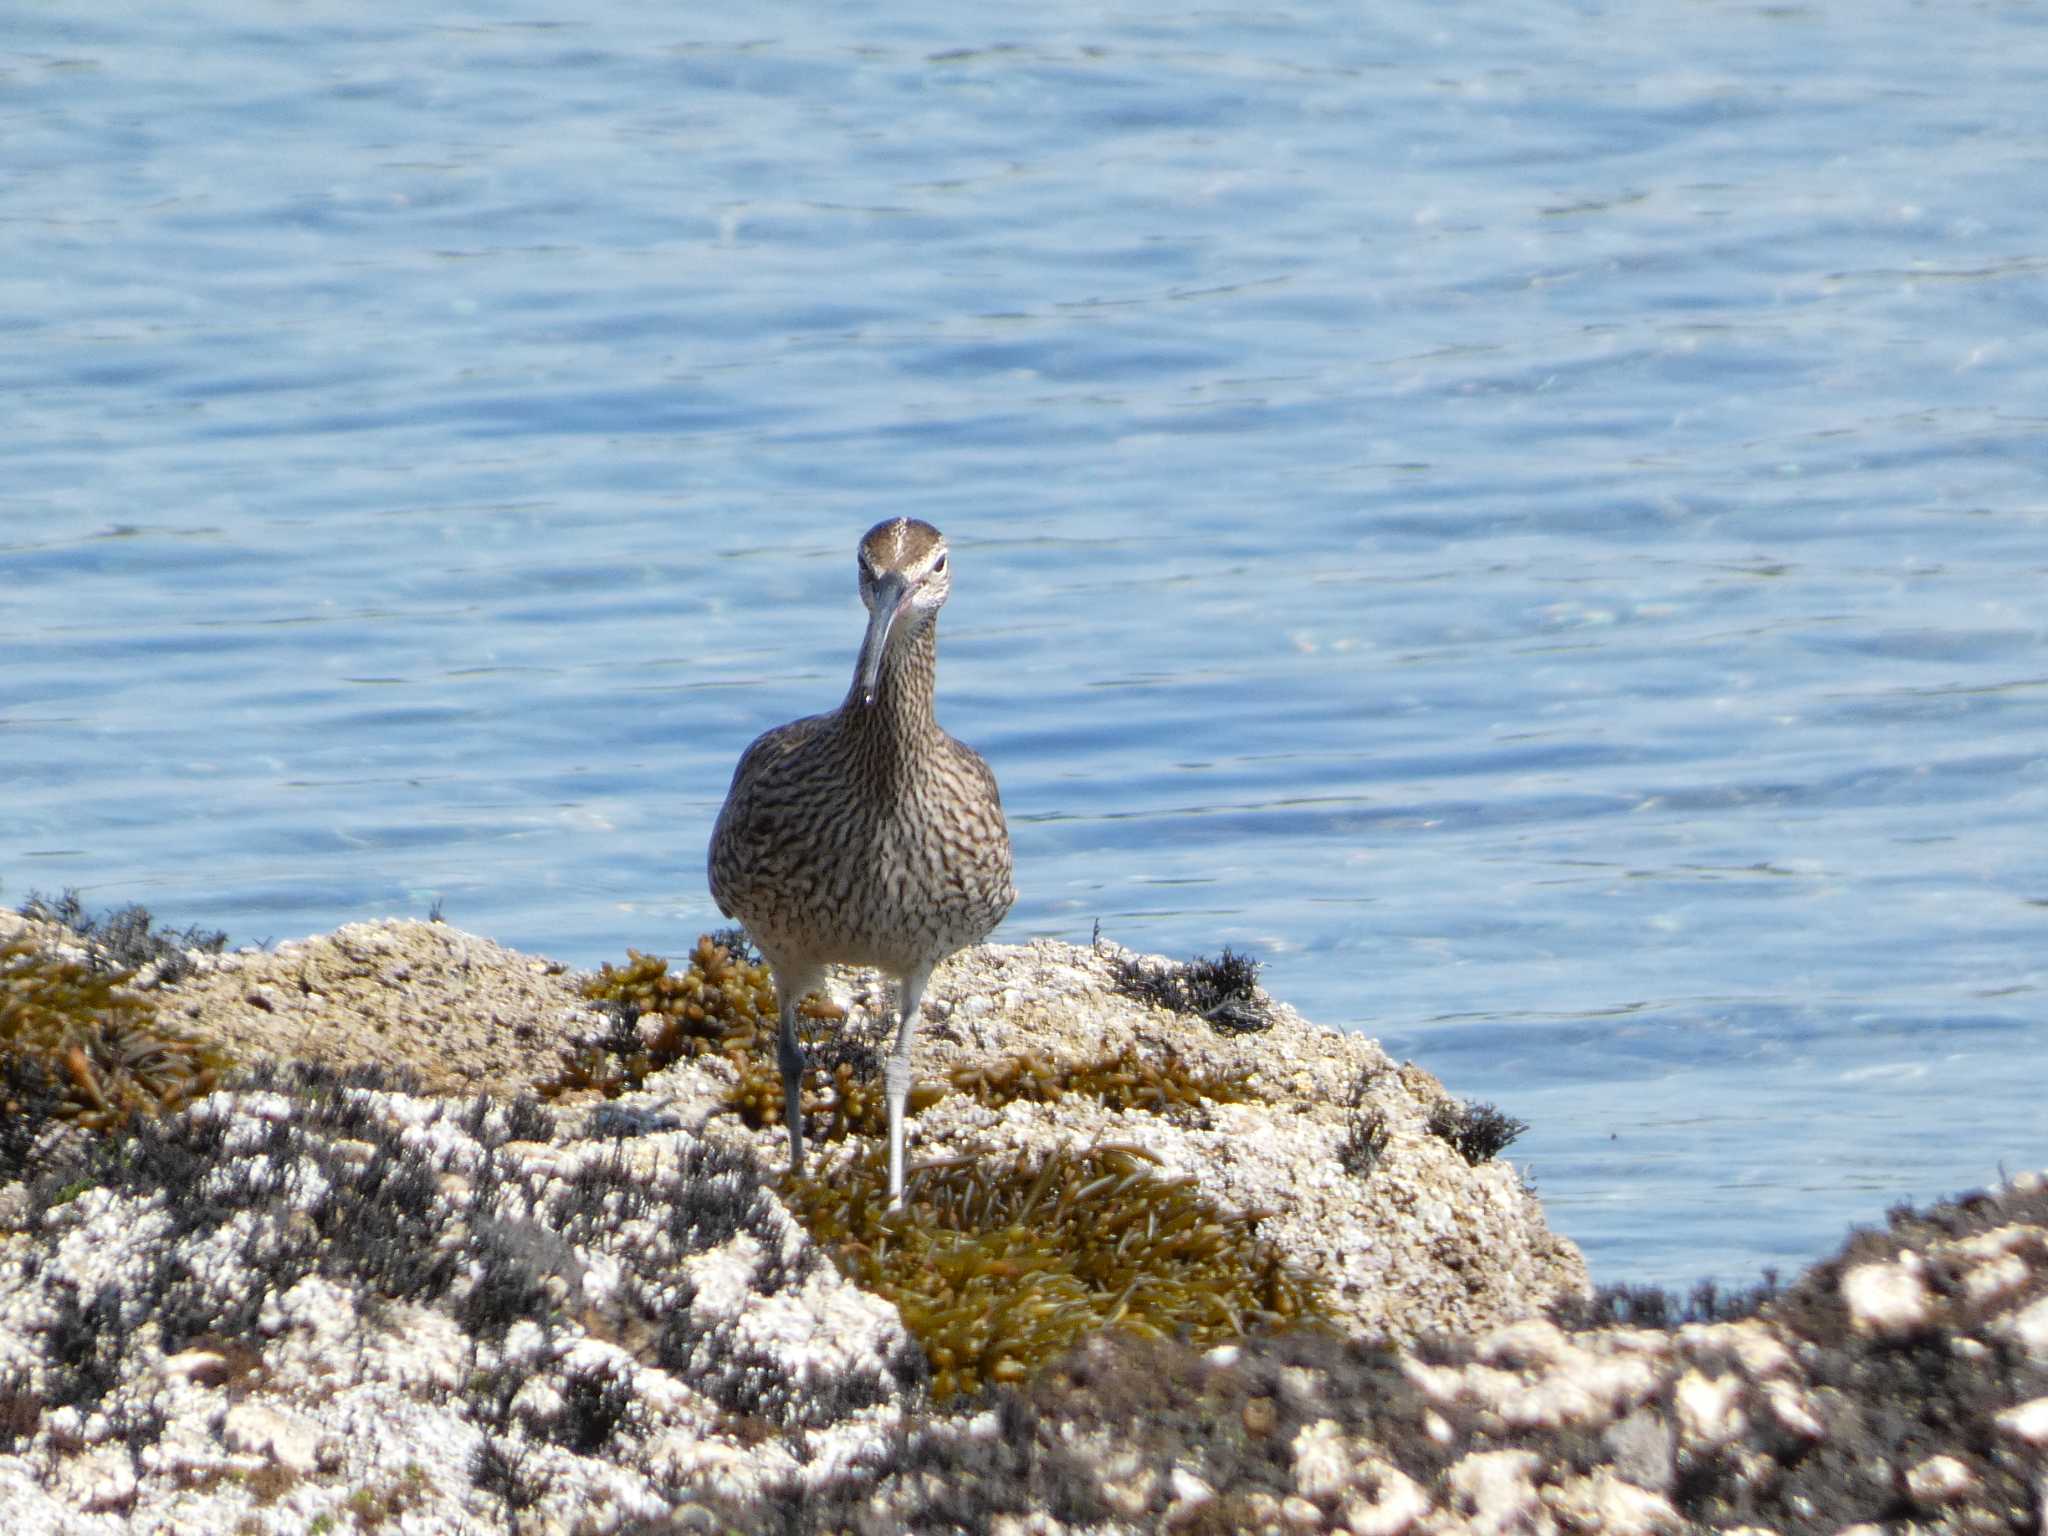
[{"left": 6, "top": 1, "right": 2046, "bottom": 1288}]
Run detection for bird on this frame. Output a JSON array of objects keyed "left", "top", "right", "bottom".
[{"left": 708, "top": 517, "right": 1016, "bottom": 1207}]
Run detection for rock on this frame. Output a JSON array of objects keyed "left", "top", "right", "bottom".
[
  {"left": 1759, "top": 1378, "right": 1826, "bottom": 1442},
  {"left": 3, "top": 919, "right": 2047, "bottom": 1536},
  {"left": 1543, "top": 1471, "right": 1682, "bottom": 1535},
  {"left": 1340, "top": 1460, "right": 1429, "bottom": 1535},
  {"left": 1443, "top": 1449, "right": 1546, "bottom": 1535},
  {"left": 1278, "top": 1493, "right": 1323, "bottom": 1529},
  {"left": 1902, "top": 1452, "right": 1977, "bottom": 1508},
  {"left": 158, "top": 919, "right": 595, "bottom": 1096},
  {"left": 1292, "top": 1416, "right": 1353, "bottom": 1501},
  {"left": 1840, "top": 1257, "right": 1932, "bottom": 1339},
  {"left": 1241, "top": 1394, "right": 1278, "bottom": 1437},
  {"left": 1672, "top": 1369, "right": 1746, "bottom": 1451},
  {"left": 904, "top": 938, "right": 1589, "bottom": 1344},
  {"left": 1995, "top": 1395, "right": 2048, "bottom": 1447},
  {"left": 159, "top": 1348, "right": 231, "bottom": 1386},
  {"left": 221, "top": 1401, "right": 321, "bottom": 1474},
  {"left": 1163, "top": 1466, "right": 1216, "bottom": 1526},
  {"left": 1601, "top": 1407, "right": 1674, "bottom": 1492},
  {"left": 2003, "top": 1292, "right": 2048, "bottom": 1361},
  {"left": 59, "top": 1447, "right": 136, "bottom": 1514}
]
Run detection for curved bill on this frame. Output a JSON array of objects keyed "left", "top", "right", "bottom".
[{"left": 856, "top": 572, "right": 912, "bottom": 706}]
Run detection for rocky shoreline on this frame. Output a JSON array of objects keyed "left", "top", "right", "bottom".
[{"left": 3, "top": 912, "right": 2044, "bottom": 1533}]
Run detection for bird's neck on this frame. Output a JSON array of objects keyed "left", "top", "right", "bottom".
[{"left": 846, "top": 622, "right": 938, "bottom": 746}]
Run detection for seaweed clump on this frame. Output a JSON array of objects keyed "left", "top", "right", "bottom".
[
  {"left": 784, "top": 1143, "right": 1322, "bottom": 1404},
  {"left": 549, "top": 936, "right": 1322, "bottom": 1405},
  {"left": 1106, "top": 945, "right": 1269, "bottom": 1034},
  {"left": 704, "top": 924, "right": 762, "bottom": 966},
  {"left": 948, "top": 1044, "right": 1253, "bottom": 1123},
  {"left": 555, "top": 938, "right": 1271, "bottom": 1146},
  {"left": 724, "top": 1033, "right": 948, "bottom": 1148},
  {"left": 1554, "top": 1271, "right": 1782, "bottom": 1330},
  {"left": 1, "top": 934, "right": 231, "bottom": 1144},
  {"left": 543, "top": 939, "right": 779, "bottom": 1099},
  {"left": 543, "top": 939, "right": 926, "bottom": 1148},
  {"left": 1339, "top": 1067, "right": 1393, "bottom": 1180},
  {"left": 18, "top": 890, "right": 227, "bottom": 984},
  {"left": 1425, "top": 1098, "right": 1527, "bottom": 1165}
]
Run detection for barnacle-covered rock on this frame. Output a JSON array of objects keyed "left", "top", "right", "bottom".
[
  {"left": 146, "top": 918, "right": 590, "bottom": 1096},
  {"left": 2, "top": 918, "right": 2044, "bottom": 1535},
  {"left": 554, "top": 941, "right": 930, "bottom": 1142},
  {"left": 0, "top": 1063, "right": 919, "bottom": 1533},
  {"left": 558, "top": 943, "right": 1250, "bottom": 1154}
]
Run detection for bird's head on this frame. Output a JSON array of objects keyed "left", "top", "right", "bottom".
[{"left": 854, "top": 517, "right": 950, "bottom": 706}]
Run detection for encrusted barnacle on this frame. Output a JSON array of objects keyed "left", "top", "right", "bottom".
[
  {"left": 1, "top": 935, "right": 231, "bottom": 1136},
  {"left": 782, "top": 1143, "right": 1323, "bottom": 1404}
]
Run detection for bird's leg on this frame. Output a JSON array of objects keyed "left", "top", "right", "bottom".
[
  {"left": 773, "top": 966, "right": 821, "bottom": 1177},
  {"left": 885, "top": 965, "right": 932, "bottom": 1208}
]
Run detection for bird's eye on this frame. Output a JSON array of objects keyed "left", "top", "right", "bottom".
[{"left": 933, "top": 553, "right": 948, "bottom": 574}]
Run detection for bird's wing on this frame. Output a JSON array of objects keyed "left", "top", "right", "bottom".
[{"left": 707, "top": 713, "right": 829, "bottom": 917}]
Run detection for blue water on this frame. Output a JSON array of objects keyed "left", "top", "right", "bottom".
[{"left": 5, "top": 2, "right": 2045, "bottom": 1291}]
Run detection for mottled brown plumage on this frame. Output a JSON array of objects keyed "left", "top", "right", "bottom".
[{"left": 708, "top": 517, "right": 1015, "bottom": 1204}]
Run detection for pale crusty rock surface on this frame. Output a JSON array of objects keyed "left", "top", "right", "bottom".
[
  {"left": 1, "top": 1080, "right": 925, "bottom": 1535},
  {"left": 155, "top": 918, "right": 594, "bottom": 1096},
  {"left": 730, "top": 937, "right": 1588, "bottom": 1344},
  {"left": 4, "top": 919, "right": 2047, "bottom": 1534}
]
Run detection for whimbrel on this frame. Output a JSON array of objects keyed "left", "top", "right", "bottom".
[{"left": 708, "top": 518, "right": 1016, "bottom": 1206}]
